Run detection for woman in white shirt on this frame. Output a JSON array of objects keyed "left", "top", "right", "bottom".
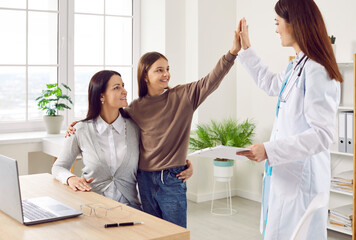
[
  {"left": 52, "top": 70, "right": 142, "bottom": 208},
  {"left": 236, "top": 0, "right": 342, "bottom": 239}
]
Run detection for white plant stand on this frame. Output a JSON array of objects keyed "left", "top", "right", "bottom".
[{"left": 210, "top": 164, "right": 237, "bottom": 216}]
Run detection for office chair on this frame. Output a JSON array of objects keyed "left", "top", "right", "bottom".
[
  {"left": 290, "top": 192, "right": 329, "bottom": 240},
  {"left": 53, "top": 157, "right": 82, "bottom": 173}
]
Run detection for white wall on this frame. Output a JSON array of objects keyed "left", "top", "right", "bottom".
[
  {"left": 316, "top": 0, "right": 356, "bottom": 63},
  {"left": 140, "top": 0, "right": 186, "bottom": 88},
  {"left": 191, "top": 0, "right": 238, "bottom": 201},
  {"left": 0, "top": 143, "right": 43, "bottom": 175},
  {"left": 140, "top": 0, "right": 165, "bottom": 54},
  {"left": 0, "top": 143, "right": 84, "bottom": 176}
]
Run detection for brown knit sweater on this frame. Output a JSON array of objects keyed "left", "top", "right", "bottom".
[{"left": 125, "top": 51, "right": 236, "bottom": 171}]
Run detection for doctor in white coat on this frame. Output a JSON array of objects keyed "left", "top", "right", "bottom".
[{"left": 236, "top": 0, "right": 342, "bottom": 239}]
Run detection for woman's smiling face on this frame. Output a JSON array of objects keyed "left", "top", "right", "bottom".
[
  {"left": 275, "top": 15, "right": 296, "bottom": 47},
  {"left": 101, "top": 74, "right": 127, "bottom": 109}
]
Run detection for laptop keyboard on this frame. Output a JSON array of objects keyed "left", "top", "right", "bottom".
[{"left": 22, "top": 200, "right": 57, "bottom": 221}]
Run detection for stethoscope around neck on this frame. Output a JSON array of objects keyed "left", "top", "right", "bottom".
[
  {"left": 275, "top": 54, "right": 309, "bottom": 117},
  {"left": 279, "top": 55, "right": 309, "bottom": 103}
]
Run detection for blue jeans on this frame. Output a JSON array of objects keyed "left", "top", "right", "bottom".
[
  {"left": 137, "top": 165, "right": 187, "bottom": 228},
  {"left": 127, "top": 203, "right": 142, "bottom": 211}
]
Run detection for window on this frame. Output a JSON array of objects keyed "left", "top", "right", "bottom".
[
  {"left": 0, "top": 0, "right": 58, "bottom": 132},
  {"left": 0, "top": 0, "right": 140, "bottom": 133},
  {"left": 71, "top": 0, "right": 138, "bottom": 119}
]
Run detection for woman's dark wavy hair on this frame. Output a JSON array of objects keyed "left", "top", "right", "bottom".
[
  {"left": 82, "top": 70, "right": 122, "bottom": 122},
  {"left": 275, "top": 0, "right": 342, "bottom": 82},
  {"left": 137, "top": 52, "right": 168, "bottom": 97}
]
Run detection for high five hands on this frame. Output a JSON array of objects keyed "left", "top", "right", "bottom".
[
  {"left": 234, "top": 18, "right": 267, "bottom": 162},
  {"left": 230, "top": 18, "right": 251, "bottom": 56}
]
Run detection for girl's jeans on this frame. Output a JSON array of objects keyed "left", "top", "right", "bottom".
[{"left": 137, "top": 165, "right": 187, "bottom": 228}]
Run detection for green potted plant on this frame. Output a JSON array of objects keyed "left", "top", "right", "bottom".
[
  {"left": 329, "top": 35, "right": 336, "bottom": 44},
  {"left": 189, "top": 118, "right": 255, "bottom": 179},
  {"left": 36, "top": 83, "right": 73, "bottom": 134},
  {"left": 329, "top": 35, "right": 336, "bottom": 55}
]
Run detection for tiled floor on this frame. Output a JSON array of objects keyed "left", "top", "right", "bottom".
[{"left": 187, "top": 197, "right": 352, "bottom": 240}]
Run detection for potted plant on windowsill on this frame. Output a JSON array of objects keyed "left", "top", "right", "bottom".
[
  {"left": 36, "top": 83, "right": 73, "bottom": 134},
  {"left": 189, "top": 118, "right": 255, "bottom": 179}
]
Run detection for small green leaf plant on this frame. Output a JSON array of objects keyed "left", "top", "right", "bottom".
[
  {"left": 36, "top": 83, "right": 73, "bottom": 116},
  {"left": 329, "top": 35, "right": 336, "bottom": 44},
  {"left": 189, "top": 118, "right": 256, "bottom": 160}
]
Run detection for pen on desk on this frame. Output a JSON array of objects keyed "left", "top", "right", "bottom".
[{"left": 104, "top": 222, "right": 144, "bottom": 228}]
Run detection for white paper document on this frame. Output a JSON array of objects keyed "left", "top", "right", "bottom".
[{"left": 188, "top": 145, "right": 250, "bottom": 161}]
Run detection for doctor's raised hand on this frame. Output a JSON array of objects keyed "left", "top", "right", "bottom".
[
  {"left": 239, "top": 18, "right": 251, "bottom": 50},
  {"left": 236, "top": 144, "right": 267, "bottom": 162}
]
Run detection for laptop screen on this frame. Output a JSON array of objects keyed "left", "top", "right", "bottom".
[
  {"left": 0, "top": 155, "right": 24, "bottom": 223},
  {"left": 0, "top": 154, "right": 82, "bottom": 225}
]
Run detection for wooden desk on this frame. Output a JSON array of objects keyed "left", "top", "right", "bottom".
[{"left": 0, "top": 173, "right": 190, "bottom": 240}]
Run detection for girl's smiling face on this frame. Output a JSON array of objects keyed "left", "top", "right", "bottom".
[{"left": 145, "top": 57, "right": 170, "bottom": 96}]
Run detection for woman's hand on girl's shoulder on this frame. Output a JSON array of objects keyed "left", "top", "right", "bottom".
[{"left": 65, "top": 121, "right": 78, "bottom": 138}]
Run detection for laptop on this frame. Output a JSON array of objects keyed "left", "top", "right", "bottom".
[{"left": 0, "top": 155, "right": 82, "bottom": 225}]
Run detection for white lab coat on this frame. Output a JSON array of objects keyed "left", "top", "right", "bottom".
[{"left": 238, "top": 48, "right": 340, "bottom": 240}]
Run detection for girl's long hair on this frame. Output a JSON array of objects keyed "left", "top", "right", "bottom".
[{"left": 137, "top": 52, "right": 168, "bottom": 97}]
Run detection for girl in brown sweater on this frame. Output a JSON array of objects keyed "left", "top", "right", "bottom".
[{"left": 122, "top": 24, "right": 241, "bottom": 228}]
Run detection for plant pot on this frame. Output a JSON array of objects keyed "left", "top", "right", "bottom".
[
  {"left": 332, "top": 44, "right": 336, "bottom": 56},
  {"left": 43, "top": 115, "right": 64, "bottom": 134},
  {"left": 213, "top": 159, "right": 234, "bottom": 182}
]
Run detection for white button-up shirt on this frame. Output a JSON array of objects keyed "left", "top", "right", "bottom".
[{"left": 94, "top": 114, "right": 128, "bottom": 203}]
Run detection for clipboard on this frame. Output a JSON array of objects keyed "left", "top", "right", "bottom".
[{"left": 188, "top": 145, "right": 250, "bottom": 161}]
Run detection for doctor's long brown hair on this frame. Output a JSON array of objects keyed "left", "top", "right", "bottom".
[{"left": 275, "top": 0, "right": 343, "bottom": 82}]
